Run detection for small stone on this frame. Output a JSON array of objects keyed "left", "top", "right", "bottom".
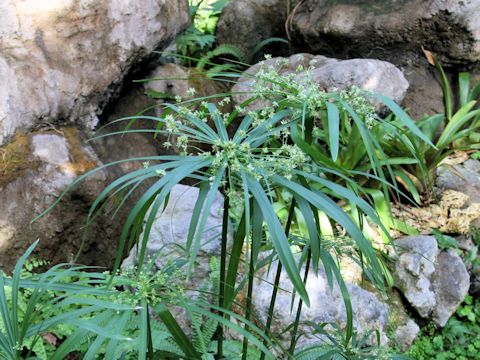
[
  {"left": 432, "top": 249, "right": 470, "bottom": 327},
  {"left": 394, "top": 235, "right": 470, "bottom": 326},
  {"left": 395, "top": 319, "right": 420, "bottom": 352}
]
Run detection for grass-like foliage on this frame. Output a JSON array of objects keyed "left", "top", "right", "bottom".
[
  {"left": 0, "top": 242, "right": 269, "bottom": 359},
  {"left": 382, "top": 53, "right": 480, "bottom": 198}
]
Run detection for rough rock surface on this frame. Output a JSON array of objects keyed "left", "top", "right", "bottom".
[
  {"left": 232, "top": 53, "right": 409, "bottom": 112},
  {"left": 0, "top": 129, "right": 114, "bottom": 270},
  {"left": 290, "top": 0, "right": 480, "bottom": 66},
  {"left": 400, "top": 64, "right": 446, "bottom": 119},
  {"left": 216, "top": 0, "right": 289, "bottom": 60},
  {"left": 393, "top": 190, "right": 480, "bottom": 235},
  {"left": 395, "top": 319, "right": 420, "bottom": 352},
  {"left": 252, "top": 259, "right": 390, "bottom": 348},
  {"left": 436, "top": 159, "right": 480, "bottom": 203},
  {"left": 394, "top": 235, "right": 470, "bottom": 326},
  {"left": 306, "top": 58, "right": 409, "bottom": 109},
  {"left": 0, "top": 0, "right": 189, "bottom": 146}
]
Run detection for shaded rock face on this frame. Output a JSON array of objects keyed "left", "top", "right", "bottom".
[
  {"left": 0, "top": 129, "right": 119, "bottom": 270},
  {"left": 252, "top": 260, "right": 390, "bottom": 348},
  {"left": 217, "top": 0, "right": 478, "bottom": 118},
  {"left": 144, "top": 63, "right": 228, "bottom": 112},
  {"left": 400, "top": 64, "right": 446, "bottom": 119},
  {"left": 216, "top": 0, "right": 289, "bottom": 60},
  {"left": 232, "top": 53, "right": 409, "bottom": 112},
  {"left": 394, "top": 235, "right": 470, "bottom": 326},
  {"left": 0, "top": 0, "right": 189, "bottom": 146},
  {"left": 290, "top": 0, "right": 480, "bottom": 66}
]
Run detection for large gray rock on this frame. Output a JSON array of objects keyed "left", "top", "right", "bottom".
[
  {"left": 252, "top": 259, "right": 390, "bottom": 349},
  {"left": 0, "top": 0, "right": 189, "bottom": 146},
  {"left": 290, "top": 0, "right": 480, "bottom": 66},
  {"left": 305, "top": 58, "right": 409, "bottom": 108},
  {"left": 436, "top": 159, "right": 480, "bottom": 203},
  {"left": 232, "top": 54, "right": 409, "bottom": 112},
  {"left": 394, "top": 235, "right": 470, "bottom": 326},
  {"left": 433, "top": 249, "right": 472, "bottom": 326},
  {"left": 232, "top": 53, "right": 336, "bottom": 111}
]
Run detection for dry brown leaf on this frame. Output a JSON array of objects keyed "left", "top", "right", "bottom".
[{"left": 422, "top": 47, "right": 436, "bottom": 65}]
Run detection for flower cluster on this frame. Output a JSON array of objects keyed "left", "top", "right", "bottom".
[
  {"left": 339, "top": 86, "right": 377, "bottom": 129},
  {"left": 119, "top": 260, "right": 185, "bottom": 306},
  {"left": 249, "top": 56, "right": 377, "bottom": 129}
]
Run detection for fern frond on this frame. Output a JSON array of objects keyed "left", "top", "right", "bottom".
[
  {"left": 144, "top": 90, "right": 176, "bottom": 100},
  {"left": 196, "top": 44, "right": 246, "bottom": 71},
  {"left": 251, "top": 37, "right": 290, "bottom": 60},
  {"left": 294, "top": 344, "right": 332, "bottom": 360}
]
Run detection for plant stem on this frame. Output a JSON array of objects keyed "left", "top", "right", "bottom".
[
  {"left": 242, "top": 238, "right": 255, "bottom": 359},
  {"left": 217, "top": 179, "right": 230, "bottom": 359},
  {"left": 288, "top": 250, "right": 311, "bottom": 355},
  {"left": 259, "top": 199, "right": 296, "bottom": 360},
  {"left": 146, "top": 304, "right": 154, "bottom": 359}
]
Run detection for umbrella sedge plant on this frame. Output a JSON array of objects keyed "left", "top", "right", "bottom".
[{"left": 33, "top": 57, "right": 434, "bottom": 358}]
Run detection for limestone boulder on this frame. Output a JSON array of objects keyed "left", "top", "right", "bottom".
[
  {"left": 122, "top": 184, "right": 225, "bottom": 283},
  {"left": 0, "top": 0, "right": 189, "bottom": 146},
  {"left": 305, "top": 58, "right": 409, "bottom": 109},
  {"left": 121, "top": 184, "right": 226, "bottom": 334},
  {"left": 251, "top": 259, "right": 390, "bottom": 349}
]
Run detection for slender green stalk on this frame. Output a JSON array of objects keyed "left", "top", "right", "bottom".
[
  {"left": 217, "top": 178, "right": 230, "bottom": 359},
  {"left": 288, "top": 250, "right": 311, "bottom": 355},
  {"left": 146, "top": 304, "right": 154, "bottom": 360},
  {"left": 242, "top": 227, "right": 255, "bottom": 359},
  {"left": 259, "top": 199, "right": 296, "bottom": 360}
]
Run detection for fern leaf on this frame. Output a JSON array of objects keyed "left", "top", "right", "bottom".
[
  {"left": 251, "top": 37, "right": 290, "bottom": 60},
  {"left": 144, "top": 90, "right": 175, "bottom": 100},
  {"left": 196, "top": 44, "right": 246, "bottom": 71}
]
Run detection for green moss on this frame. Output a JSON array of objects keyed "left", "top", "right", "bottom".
[{"left": 0, "top": 132, "right": 38, "bottom": 190}]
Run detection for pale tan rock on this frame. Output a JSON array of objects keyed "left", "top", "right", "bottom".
[{"left": 0, "top": 0, "right": 189, "bottom": 145}]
